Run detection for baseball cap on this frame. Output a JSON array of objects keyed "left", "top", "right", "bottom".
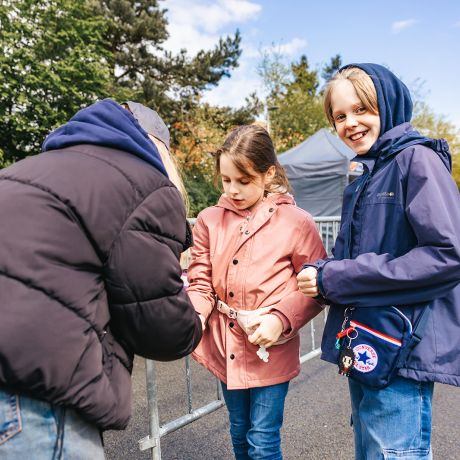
[{"left": 124, "top": 101, "right": 170, "bottom": 150}]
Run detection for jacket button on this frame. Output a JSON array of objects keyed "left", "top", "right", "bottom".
[
  {"left": 229, "top": 322, "right": 234, "bottom": 328},
  {"left": 269, "top": 208, "right": 274, "bottom": 212},
  {"left": 244, "top": 230, "right": 250, "bottom": 235},
  {"left": 230, "top": 354, "right": 235, "bottom": 360},
  {"left": 232, "top": 259, "right": 238, "bottom": 265},
  {"left": 229, "top": 291, "right": 234, "bottom": 297}
]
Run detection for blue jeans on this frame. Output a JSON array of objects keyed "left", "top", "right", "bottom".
[
  {"left": 349, "top": 376, "right": 434, "bottom": 460},
  {"left": 221, "top": 381, "right": 289, "bottom": 460},
  {"left": 0, "top": 389, "right": 105, "bottom": 459}
]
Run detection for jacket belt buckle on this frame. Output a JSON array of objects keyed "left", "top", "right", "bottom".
[{"left": 228, "top": 308, "right": 238, "bottom": 319}]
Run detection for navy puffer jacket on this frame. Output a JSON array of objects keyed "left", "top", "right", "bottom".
[{"left": 0, "top": 100, "right": 202, "bottom": 429}]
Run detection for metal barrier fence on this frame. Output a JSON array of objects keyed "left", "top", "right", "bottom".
[{"left": 138, "top": 216, "right": 341, "bottom": 459}]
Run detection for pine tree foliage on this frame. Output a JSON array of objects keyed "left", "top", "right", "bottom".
[{"left": 100, "top": 0, "right": 242, "bottom": 121}]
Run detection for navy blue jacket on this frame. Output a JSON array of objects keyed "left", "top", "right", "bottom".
[{"left": 317, "top": 122, "right": 460, "bottom": 386}]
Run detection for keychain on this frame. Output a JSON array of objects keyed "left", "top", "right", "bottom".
[
  {"left": 338, "top": 348, "right": 355, "bottom": 376},
  {"left": 335, "top": 307, "right": 353, "bottom": 349},
  {"left": 336, "top": 309, "right": 358, "bottom": 377},
  {"left": 338, "top": 328, "right": 358, "bottom": 376},
  {"left": 256, "top": 345, "right": 269, "bottom": 362}
]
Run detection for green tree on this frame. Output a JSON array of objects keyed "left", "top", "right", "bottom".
[
  {"left": 0, "top": 0, "right": 244, "bottom": 165},
  {"left": 260, "top": 55, "right": 329, "bottom": 152},
  {"left": 0, "top": 0, "right": 112, "bottom": 162},
  {"left": 173, "top": 95, "right": 262, "bottom": 216},
  {"left": 257, "top": 44, "right": 290, "bottom": 103},
  {"left": 321, "top": 54, "right": 342, "bottom": 84},
  {"left": 99, "top": 0, "right": 242, "bottom": 121}
]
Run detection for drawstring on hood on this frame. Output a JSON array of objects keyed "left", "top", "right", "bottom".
[
  {"left": 42, "top": 99, "right": 168, "bottom": 176},
  {"left": 342, "top": 63, "right": 452, "bottom": 172}
]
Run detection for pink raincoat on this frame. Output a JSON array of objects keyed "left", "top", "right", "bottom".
[{"left": 187, "top": 193, "right": 326, "bottom": 389}]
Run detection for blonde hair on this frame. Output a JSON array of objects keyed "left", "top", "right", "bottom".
[
  {"left": 149, "top": 135, "right": 190, "bottom": 214},
  {"left": 214, "top": 124, "right": 292, "bottom": 194},
  {"left": 323, "top": 67, "right": 379, "bottom": 126}
]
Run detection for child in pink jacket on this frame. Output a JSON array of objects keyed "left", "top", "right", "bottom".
[{"left": 187, "top": 124, "right": 326, "bottom": 460}]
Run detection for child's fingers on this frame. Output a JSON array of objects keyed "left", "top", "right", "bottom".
[
  {"left": 246, "top": 316, "right": 263, "bottom": 329},
  {"left": 298, "top": 283, "right": 319, "bottom": 297},
  {"left": 248, "top": 316, "right": 281, "bottom": 346},
  {"left": 247, "top": 330, "right": 260, "bottom": 344}
]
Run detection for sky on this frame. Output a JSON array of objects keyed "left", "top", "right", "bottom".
[{"left": 161, "top": 0, "right": 460, "bottom": 129}]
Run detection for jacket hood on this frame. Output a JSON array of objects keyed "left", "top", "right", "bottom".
[
  {"left": 346, "top": 63, "right": 413, "bottom": 136},
  {"left": 217, "top": 193, "right": 295, "bottom": 214},
  {"left": 368, "top": 123, "right": 452, "bottom": 172},
  {"left": 344, "top": 63, "right": 452, "bottom": 171},
  {"left": 42, "top": 99, "right": 167, "bottom": 176}
]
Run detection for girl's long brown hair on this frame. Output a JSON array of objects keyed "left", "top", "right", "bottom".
[{"left": 215, "top": 124, "right": 292, "bottom": 194}]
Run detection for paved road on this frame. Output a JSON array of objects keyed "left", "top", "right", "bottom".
[{"left": 104, "top": 324, "right": 460, "bottom": 460}]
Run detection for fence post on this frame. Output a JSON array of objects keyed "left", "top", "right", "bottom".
[{"left": 141, "top": 359, "right": 162, "bottom": 459}]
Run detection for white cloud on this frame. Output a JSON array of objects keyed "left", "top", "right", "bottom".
[
  {"left": 201, "top": 58, "right": 260, "bottom": 107},
  {"left": 391, "top": 19, "right": 418, "bottom": 34},
  {"left": 162, "top": 1, "right": 307, "bottom": 109},
  {"left": 163, "top": 0, "right": 262, "bottom": 54},
  {"left": 262, "top": 38, "right": 308, "bottom": 57}
]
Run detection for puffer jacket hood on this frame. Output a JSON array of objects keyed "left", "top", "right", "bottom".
[{"left": 42, "top": 99, "right": 168, "bottom": 176}]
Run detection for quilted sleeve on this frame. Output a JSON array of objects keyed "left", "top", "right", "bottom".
[{"left": 105, "top": 185, "right": 202, "bottom": 361}]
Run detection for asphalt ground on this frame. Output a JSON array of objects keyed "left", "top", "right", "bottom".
[{"left": 104, "top": 321, "right": 460, "bottom": 460}]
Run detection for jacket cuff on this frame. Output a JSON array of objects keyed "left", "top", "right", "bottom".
[
  {"left": 301, "top": 259, "right": 329, "bottom": 301},
  {"left": 271, "top": 310, "right": 291, "bottom": 334}
]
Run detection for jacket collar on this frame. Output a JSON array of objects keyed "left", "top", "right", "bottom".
[
  {"left": 216, "top": 193, "right": 295, "bottom": 255},
  {"left": 216, "top": 192, "right": 294, "bottom": 215}
]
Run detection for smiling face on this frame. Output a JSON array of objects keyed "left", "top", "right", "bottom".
[
  {"left": 331, "top": 79, "right": 381, "bottom": 155},
  {"left": 219, "top": 154, "right": 274, "bottom": 211}
]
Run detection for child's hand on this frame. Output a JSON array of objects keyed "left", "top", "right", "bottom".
[
  {"left": 297, "top": 267, "right": 319, "bottom": 297},
  {"left": 247, "top": 314, "right": 283, "bottom": 348}
]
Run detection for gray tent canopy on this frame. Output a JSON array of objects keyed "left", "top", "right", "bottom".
[{"left": 278, "top": 128, "right": 355, "bottom": 217}]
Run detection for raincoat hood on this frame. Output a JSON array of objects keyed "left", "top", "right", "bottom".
[{"left": 216, "top": 193, "right": 295, "bottom": 214}]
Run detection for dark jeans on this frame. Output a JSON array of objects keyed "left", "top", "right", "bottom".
[{"left": 221, "top": 381, "right": 289, "bottom": 460}]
